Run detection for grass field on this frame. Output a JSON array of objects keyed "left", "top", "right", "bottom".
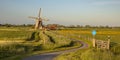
[
  {"left": 0, "top": 27, "right": 33, "bottom": 40},
  {"left": 0, "top": 27, "right": 81, "bottom": 60},
  {"left": 54, "top": 28, "right": 120, "bottom": 60},
  {"left": 0, "top": 27, "right": 120, "bottom": 60}
]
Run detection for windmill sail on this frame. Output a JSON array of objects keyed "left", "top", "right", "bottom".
[{"left": 38, "top": 8, "right": 41, "bottom": 18}]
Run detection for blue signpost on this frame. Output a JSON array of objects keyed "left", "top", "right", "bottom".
[
  {"left": 92, "top": 30, "right": 96, "bottom": 47},
  {"left": 92, "top": 30, "right": 96, "bottom": 36}
]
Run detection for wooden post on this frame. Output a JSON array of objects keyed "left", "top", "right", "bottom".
[
  {"left": 107, "top": 39, "right": 110, "bottom": 50},
  {"left": 93, "top": 38, "right": 95, "bottom": 47},
  {"left": 107, "top": 36, "right": 110, "bottom": 50},
  {"left": 92, "top": 30, "right": 96, "bottom": 48}
]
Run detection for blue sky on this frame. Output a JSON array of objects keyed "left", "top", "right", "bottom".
[{"left": 0, "top": 0, "right": 120, "bottom": 26}]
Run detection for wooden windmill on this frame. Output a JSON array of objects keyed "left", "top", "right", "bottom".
[{"left": 29, "top": 8, "right": 49, "bottom": 30}]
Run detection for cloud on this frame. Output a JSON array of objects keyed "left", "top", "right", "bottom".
[{"left": 92, "top": 1, "right": 120, "bottom": 5}]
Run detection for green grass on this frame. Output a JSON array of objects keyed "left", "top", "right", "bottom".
[
  {"left": 55, "top": 48, "right": 120, "bottom": 60},
  {"left": 0, "top": 30, "right": 33, "bottom": 40},
  {"left": 0, "top": 27, "right": 82, "bottom": 60},
  {"left": 1, "top": 27, "right": 120, "bottom": 60},
  {"left": 46, "top": 31, "right": 73, "bottom": 48},
  {"left": 54, "top": 28, "right": 120, "bottom": 60}
]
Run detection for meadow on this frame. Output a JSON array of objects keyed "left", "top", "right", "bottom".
[
  {"left": 0, "top": 26, "right": 120, "bottom": 60},
  {"left": 54, "top": 28, "right": 120, "bottom": 60},
  {"left": 0, "top": 27, "right": 81, "bottom": 60}
]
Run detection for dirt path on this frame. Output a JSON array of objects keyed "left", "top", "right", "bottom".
[{"left": 23, "top": 40, "right": 88, "bottom": 60}]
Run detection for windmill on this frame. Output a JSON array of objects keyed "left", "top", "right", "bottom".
[{"left": 29, "top": 8, "right": 49, "bottom": 30}]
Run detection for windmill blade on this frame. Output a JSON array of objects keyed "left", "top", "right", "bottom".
[
  {"left": 38, "top": 8, "right": 41, "bottom": 18},
  {"left": 28, "top": 16, "right": 38, "bottom": 20}
]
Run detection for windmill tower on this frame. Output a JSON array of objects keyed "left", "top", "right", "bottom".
[{"left": 29, "top": 8, "right": 48, "bottom": 30}]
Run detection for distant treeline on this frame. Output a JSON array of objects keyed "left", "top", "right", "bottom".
[
  {"left": 0, "top": 24, "right": 33, "bottom": 27},
  {"left": 0, "top": 23, "right": 120, "bottom": 28}
]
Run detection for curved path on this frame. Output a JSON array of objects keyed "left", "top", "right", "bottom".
[{"left": 23, "top": 40, "right": 88, "bottom": 60}]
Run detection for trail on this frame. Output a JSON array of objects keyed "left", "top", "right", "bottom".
[{"left": 23, "top": 40, "right": 88, "bottom": 60}]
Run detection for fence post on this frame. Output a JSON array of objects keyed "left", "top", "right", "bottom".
[
  {"left": 107, "top": 39, "right": 110, "bottom": 50},
  {"left": 93, "top": 38, "right": 95, "bottom": 47},
  {"left": 107, "top": 36, "right": 110, "bottom": 50}
]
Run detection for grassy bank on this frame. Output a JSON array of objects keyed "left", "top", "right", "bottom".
[{"left": 0, "top": 27, "right": 82, "bottom": 60}]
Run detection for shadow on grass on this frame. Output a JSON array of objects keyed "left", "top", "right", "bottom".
[
  {"left": 44, "top": 33, "right": 56, "bottom": 44},
  {"left": 26, "top": 32, "right": 36, "bottom": 41},
  {"left": 55, "top": 41, "right": 75, "bottom": 49}
]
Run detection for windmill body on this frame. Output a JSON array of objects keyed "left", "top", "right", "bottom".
[
  {"left": 35, "top": 19, "right": 40, "bottom": 29},
  {"left": 29, "top": 8, "right": 48, "bottom": 30}
]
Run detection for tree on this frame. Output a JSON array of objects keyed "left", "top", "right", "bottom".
[{"left": 85, "top": 25, "right": 91, "bottom": 28}]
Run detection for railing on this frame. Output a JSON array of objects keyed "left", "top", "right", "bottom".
[{"left": 93, "top": 39, "right": 110, "bottom": 49}]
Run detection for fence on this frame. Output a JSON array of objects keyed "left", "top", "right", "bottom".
[{"left": 93, "top": 39, "right": 110, "bottom": 49}]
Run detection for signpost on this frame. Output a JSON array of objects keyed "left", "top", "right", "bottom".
[
  {"left": 92, "top": 30, "right": 96, "bottom": 36},
  {"left": 92, "top": 30, "right": 96, "bottom": 47},
  {"left": 92, "top": 30, "right": 110, "bottom": 49}
]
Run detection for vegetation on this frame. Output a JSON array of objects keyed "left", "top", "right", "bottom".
[
  {"left": 0, "top": 27, "right": 81, "bottom": 60},
  {"left": 0, "top": 25, "right": 120, "bottom": 60},
  {"left": 55, "top": 49, "right": 120, "bottom": 60},
  {"left": 54, "top": 28, "right": 120, "bottom": 60}
]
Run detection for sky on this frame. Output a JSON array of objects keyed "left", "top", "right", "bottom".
[{"left": 0, "top": 0, "right": 120, "bottom": 26}]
